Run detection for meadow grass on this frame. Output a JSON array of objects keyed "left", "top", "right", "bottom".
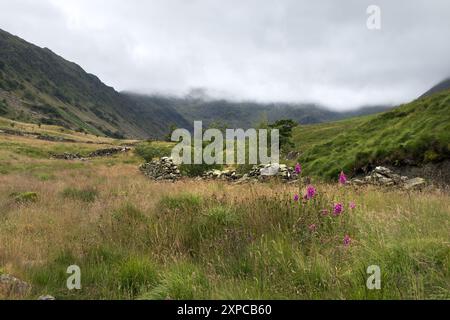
[
  {"left": 0, "top": 129, "right": 449, "bottom": 300},
  {"left": 0, "top": 156, "right": 448, "bottom": 299}
]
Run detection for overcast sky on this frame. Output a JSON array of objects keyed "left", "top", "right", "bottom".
[{"left": 0, "top": 0, "right": 449, "bottom": 110}]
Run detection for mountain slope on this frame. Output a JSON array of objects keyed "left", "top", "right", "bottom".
[
  {"left": 0, "top": 29, "right": 189, "bottom": 139},
  {"left": 294, "top": 89, "right": 450, "bottom": 179},
  {"left": 420, "top": 78, "right": 450, "bottom": 98}
]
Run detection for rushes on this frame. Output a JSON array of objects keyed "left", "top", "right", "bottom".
[{"left": 61, "top": 187, "right": 98, "bottom": 203}]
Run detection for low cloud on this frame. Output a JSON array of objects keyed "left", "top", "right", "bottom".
[{"left": 0, "top": 0, "right": 449, "bottom": 109}]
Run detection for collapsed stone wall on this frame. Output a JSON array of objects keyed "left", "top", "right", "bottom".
[
  {"left": 203, "top": 163, "right": 299, "bottom": 183},
  {"left": 139, "top": 159, "right": 299, "bottom": 183},
  {"left": 139, "top": 159, "right": 427, "bottom": 189},
  {"left": 139, "top": 157, "right": 181, "bottom": 181},
  {"left": 51, "top": 147, "right": 131, "bottom": 160}
]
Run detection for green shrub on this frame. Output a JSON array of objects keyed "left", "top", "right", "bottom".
[
  {"left": 0, "top": 99, "right": 7, "bottom": 115},
  {"left": 61, "top": 187, "right": 98, "bottom": 203},
  {"left": 23, "top": 90, "right": 35, "bottom": 101},
  {"left": 139, "top": 263, "right": 209, "bottom": 300},
  {"left": 35, "top": 173, "right": 55, "bottom": 181},
  {"left": 135, "top": 142, "right": 172, "bottom": 162},
  {"left": 109, "top": 204, "right": 150, "bottom": 247},
  {"left": 117, "top": 257, "right": 159, "bottom": 296},
  {"left": 158, "top": 193, "right": 203, "bottom": 212},
  {"left": 203, "top": 205, "right": 240, "bottom": 226},
  {"left": 11, "top": 192, "right": 38, "bottom": 204},
  {"left": 236, "top": 163, "right": 254, "bottom": 175},
  {"left": 180, "top": 163, "right": 223, "bottom": 177},
  {"left": 424, "top": 150, "right": 440, "bottom": 162},
  {"left": 112, "top": 203, "right": 148, "bottom": 224}
]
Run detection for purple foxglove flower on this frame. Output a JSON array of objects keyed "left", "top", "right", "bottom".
[
  {"left": 343, "top": 234, "right": 352, "bottom": 246},
  {"left": 333, "top": 203, "right": 343, "bottom": 216},
  {"left": 339, "top": 171, "right": 347, "bottom": 185}
]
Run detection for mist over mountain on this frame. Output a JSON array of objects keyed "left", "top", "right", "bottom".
[
  {"left": 0, "top": 28, "right": 398, "bottom": 139},
  {"left": 122, "top": 92, "right": 393, "bottom": 130},
  {"left": 2, "top": 28, "right": 449, "bottom": 140}
]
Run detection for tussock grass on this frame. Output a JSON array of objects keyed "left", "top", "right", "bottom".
[
  {"left": 61, "top": 187, "right": 98, "bottom": 203},
  {"left": 0, "top": 130, "right": 449, "bottom": 300}
]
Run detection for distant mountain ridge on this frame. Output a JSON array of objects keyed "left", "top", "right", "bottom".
[{"left": 122, "top": 92, "right": 393, "bottom": 130}]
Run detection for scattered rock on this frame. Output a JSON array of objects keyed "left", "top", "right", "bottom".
[
  {"left": 0, "top": 274, "right": 31, "bottom": 298},
  {"left": 51, "top": 152, "right": 86, "bottom": 161},
  {"left": 260, "top": 163, "right": 280, "bottom": 176},
  {"left": 88, "top": 147, "right": 131, "bottom": 158},
  {"left": 403, "top": 177, "right": 426, "bottom": 190},
  {"left": 203, "top": 163, "right": 299, "bottom": 183},
  {"left": 351, "top": 166, "right": 426, "bottom": 189},
  {"left": 203, "top": 169, "right": 241, "bottom": 181},
  {"left": 285, "top": 151, "right": 301, "bottom": 161},
  {"left": 38, "top": 295, "right": 56, "bottom": 300},
  {"left": 140, "top": 157, "right": 181, "bottom": 181}
]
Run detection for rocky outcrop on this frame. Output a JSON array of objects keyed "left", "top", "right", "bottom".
[
  {"left": 351, "top": 166, "right": 426, "bottom": 189},
  {"left": 140, "top": 157, "right": 181, "bottom": 181},
  {"left": 0, "top": 274, "right": 31, "bottom": 298}
]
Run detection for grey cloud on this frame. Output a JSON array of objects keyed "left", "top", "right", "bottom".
[{"left": 0, "top": 0, "right": 449, "bottom": 109}]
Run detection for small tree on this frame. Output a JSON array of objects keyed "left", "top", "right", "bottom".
[
  {"left": 208, "top": 120, "right": 229, "bottom": 135},
  {"left": 268, "top": 119, "right": 298, "bottom": 152},
  {"left": 165, "top": 124, "right": 178, "bottom": 142}
]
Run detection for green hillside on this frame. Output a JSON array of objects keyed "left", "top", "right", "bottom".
[
  {"left": 294, "top": 90, "right": 450, "bottom": 179},
  {"left": 0, "top": 29, "right": 190, "bottom": 139}
]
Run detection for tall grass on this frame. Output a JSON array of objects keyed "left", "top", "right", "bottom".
[
  {"left": 0, "top": 132, "right": 448, "bottom": 300},
  {"left": 0, "top": 164, "right": 448, "bottom": 299}
]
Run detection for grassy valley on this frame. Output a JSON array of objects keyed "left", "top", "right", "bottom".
[
  {"left": 0, "top": 23, "right": 449, "bottom": 302},
  {"left": 0, "top": 118, "right": 448, "bottom": 300}
]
